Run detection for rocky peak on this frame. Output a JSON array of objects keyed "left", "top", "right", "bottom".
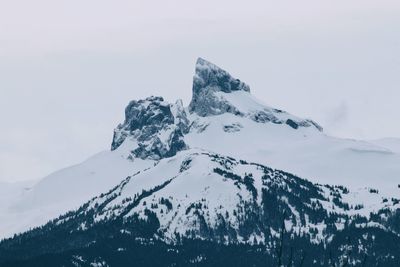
[
  {"left": 111, "top": 58, "right": 323, "bottom": 160},
  {"left": 189, "top": 58, "right": 250, "bottom": 116},
  {"left": 111, "top": 96, "right": 188, "bottom": 160},
  {"left": 171, "top": 99, "right": 190, "bottom": 134},
  {"left": 188, "top": 58, "right": 322, "bottom": 131},
  {"left": 193, "top": 57, "right": 250, "bottom": 94}
]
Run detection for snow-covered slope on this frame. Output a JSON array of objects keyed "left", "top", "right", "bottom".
[
  {"left": 1, "top": 57, "right": 399, "bottom": 244},
  {"left": 370, "top": 137, "right": 400, "bottom": 154},
  {"left": 0, "top": 180, "right": 35, "bottom": 211},
  {"left": 0, "top": 150, "right": 154, "bottom": 238},
  {"left": 59, "top": 149, "right": 400, "bottom": 244},
  {"left": 185, "top": 111, "right": 400, "bottom": 196},
  {"left": 2, "top": 149, "right": 399, "bottom": 266}
]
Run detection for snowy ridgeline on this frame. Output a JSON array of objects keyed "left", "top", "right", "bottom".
[
  {"left": 55, "top": 150, "right": 400, "bottom": 245},
  {"left": 2, "top": 149, "right": 400, "bottom": 266}
]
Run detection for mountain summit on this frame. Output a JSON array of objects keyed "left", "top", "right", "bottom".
[
  {"left": 189, "top": 57, "right": 250, "bottom": 116},
  {"left": 111, "top": 96, "right": 188, "bottom": 160},
  {"left": 188, "top": 58, "right": 322, "bottom": 130},
  {"left": 110, "top": 58, "right": 323, "bottom": 161}
]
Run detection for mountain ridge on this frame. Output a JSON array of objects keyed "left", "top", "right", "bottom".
[{"left": 1, "top": 149, "right": 400, "bottom": 266}]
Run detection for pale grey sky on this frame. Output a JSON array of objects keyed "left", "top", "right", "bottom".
[{"left": 1, "top": 0, "right": 400, "bottom": 182}]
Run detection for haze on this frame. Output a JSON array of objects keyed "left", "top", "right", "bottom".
[{"left": 1, "top": 0, "right": 399, "bottom": 182}]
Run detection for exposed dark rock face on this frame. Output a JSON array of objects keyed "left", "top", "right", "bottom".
[
  {"left": 111, "top": 96, "right": 172, "bottom": 150},
  {"left": 286, "top": 119, "right": 299, "bottom": 129},
  {"left": 189, "top": 58, "right": 249, "bottom": 117},
  {"left": 223, "top": 123, "right": 243, "bottom": 133},
  {"left": 192, "top": 58, "right": 250, "bottom": 94},
  {"left": 285, "top": 118, "right": 323, "bottom": 131},
  {"left": 250, "top": 110, "right": 282, "bottom": 124},
  {"left": 111, "top": 96, "right": 188, "bottom": 160}
]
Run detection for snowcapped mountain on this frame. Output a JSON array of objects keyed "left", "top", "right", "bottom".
[
  {"left": 35, "top": 150, "right": 400, "bottom": 244},
  {"left": 1, "top": 58, "right": 400, "bottom": 266},
  {"left": 110, "top": 58, "right": 400, "bottom": 196}
]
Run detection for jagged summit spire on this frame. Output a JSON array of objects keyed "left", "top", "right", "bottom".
[
  {"left": 110, "top": 96, "right": 188, "bottom": 159},
  {"left": 187, "top": 58, "right": 322, "bottom": 131},
  {"left": 193, "top": 57, "right": 250, "bottom": 93},
  {"left": 189, "top": 58, "right": 250, "bottom": 116}
]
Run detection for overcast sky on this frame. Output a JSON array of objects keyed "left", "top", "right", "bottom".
[{"left": 1, "top": 0, "right": 400, "bottom": 182}]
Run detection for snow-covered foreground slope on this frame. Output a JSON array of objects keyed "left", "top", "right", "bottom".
[
  {"left": 2, "top": 149, "right": 400, "bottom": 266},
  {"left": 63, "top": 149, "right": 400, "bottom": 244},
  {"left": 0, "top": 149, "right": 153, "bottom": 238},
  {"left": 1, "top": 57, "right": 399, "bottom": 246},
  {"left": 0, "top": 180, "right": 35, "bottom": 211}
]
